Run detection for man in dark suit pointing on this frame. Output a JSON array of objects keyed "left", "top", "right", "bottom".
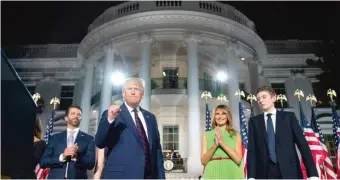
[
  {"left": 95, "top": 77, "right": 165, "bottom": 179},
  {"left": 247, "top": 86, "right": 319, "bottom": 179}
]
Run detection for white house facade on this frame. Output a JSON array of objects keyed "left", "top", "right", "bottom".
[{"left": 5, "top": 1, "right": 338, "bottom": 177}]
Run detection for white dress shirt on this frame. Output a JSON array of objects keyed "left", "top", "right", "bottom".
[
  {"left": 108, "top": 102, "right": 148, "bottom": 139},
  {"left": 264, "top": 108, "right": 277, "bottom": 133},
  {"left": 59, "top": 128, "right": 80, "bottom": 162}
]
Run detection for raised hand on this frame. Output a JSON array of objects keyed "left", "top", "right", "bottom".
[{"left": 108, "top": 105, "right": 121, "bottom": 121}]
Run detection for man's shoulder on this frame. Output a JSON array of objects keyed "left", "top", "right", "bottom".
[
  {"left": 250, "top": 114, "right": 263, "bottom": 120},
  {"left": 279, "top": 110, "right": 295, "bottom": 118},
  {"left": 79, "top": 131, "right": 94, "bottom": 139},
  {"left": 141, "top": 109, "right": 156, "bottom": 118},
  {"left": 51, "top": 131, "right": 65, "bottom": 137}
]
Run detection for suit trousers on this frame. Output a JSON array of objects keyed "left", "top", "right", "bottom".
[{"left": 267, "top": 160, "right": 282, "bottom": 179}]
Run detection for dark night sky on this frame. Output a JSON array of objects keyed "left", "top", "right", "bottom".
[{"left": 1, "top": 1, "right": 339, "bottom": 46}]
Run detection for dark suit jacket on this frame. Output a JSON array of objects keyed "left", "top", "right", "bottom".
[
  {"left": 95, "top": 103, "right": 165, "bottom": 179},
  {"left": 40, "top": 131, "right": 95, "bottom": 179},
  {"left": 247, "top": 110, "right": 318, "bottom": 179}
]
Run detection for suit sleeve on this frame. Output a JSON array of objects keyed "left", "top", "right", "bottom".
[
  {"left": 290, "top": 112, "right": 318, "bottom": 177},
  {"left": 154, "top": 115, "right": 165, "bottom": 179},
  {"left": 95, "top": 110, "right": 115, "bottom": 149},
  {"left": 75, "top": 136, "right": 96, "bottom": 170},
  {"left": 40, "top": 136, "right": 64, "bottom": 168},
  {"left": 247, "top": 117, "right": 257, "bottom": 178}
]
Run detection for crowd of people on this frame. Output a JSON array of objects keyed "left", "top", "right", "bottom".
[{"left": 31, "top": 77, "right": 320, "bottom": 179}]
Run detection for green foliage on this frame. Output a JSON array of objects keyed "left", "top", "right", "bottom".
[
  {"left": 151, "top": 79, "right": 158, "bottom": 90},
  {"left": 306, "top": 40, "right": 340, "bottom": 106}
]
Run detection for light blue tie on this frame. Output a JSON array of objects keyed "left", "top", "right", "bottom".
[{"left": 267, "top": 113, "right": 277, "bottom": 163}]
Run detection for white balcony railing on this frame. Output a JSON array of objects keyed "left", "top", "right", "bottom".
[{"left": 87, "top": 1, "right": 256, "bottom": 32}]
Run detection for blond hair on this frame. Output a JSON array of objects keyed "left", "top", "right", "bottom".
[
  {"left": 35, "top": 116, "right": 43, "bottom": 140},
  {"left": 122, "top": 77, "right": 145, "bottom": 92},
  {"left": 211, "top": 105, "right": 236, "bottom": 137}
]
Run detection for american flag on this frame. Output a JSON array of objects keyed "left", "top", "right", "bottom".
[
  {"left": 44, "top": 110, "right": 55, "bottom": 144},
  {"left": 330, "top": 102, "right": 340, "bottom": 177},
  {"left": 239, "top": 102, "right": 249, "bottom": 177},
  {"left": 35, "top": 110, "right": 55, "bottom": 179},
  {"left": 299, "top": 102, "right": 327, "bottom": 179},
  {"left": 205, "top": 103, "right": 211, "bottom": 131},
  {"left": 310, "top": 107, "right": 337, "bottom": 179}
]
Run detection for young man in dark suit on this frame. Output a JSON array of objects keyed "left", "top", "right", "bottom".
[
  {"left": 247, "top": 86, "right": 319, "bottom": 179},
  {"left": 40, "top": 106, "right": 95, "bottom": 179}
]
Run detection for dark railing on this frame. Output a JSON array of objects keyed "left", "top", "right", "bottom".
[{"left": 151, "top": 78, "right": 248, "bottom": 98}]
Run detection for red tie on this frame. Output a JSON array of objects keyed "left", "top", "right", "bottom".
[{"left": 133, "top": 109, "right": 151, "bottom": 178}]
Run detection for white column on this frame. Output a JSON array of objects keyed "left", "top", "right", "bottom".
[
  {"left": 79, "top": 63, "right": 94, "bottom": 133},
  {"left": 246, "top": 60, "right": 262, "bottom": 114},
  {"left": 247, "top": 61, "right": 260, "bottom": 94},
  {"left": 99, "top": 47, "right": 115, "bottom": 116},
  {"left": 139, "top": 34, "right": 153, "bottom": 111},
  {"left": 185, "top": 34, "right": 202, "bottom": 176},
  {"left": 225, "top": 44, "right": 240, "bottom": 131},
  {"left": 285, "top": 71, "right": 313, "bottom": 121}
]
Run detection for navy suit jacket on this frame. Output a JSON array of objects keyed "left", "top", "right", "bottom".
[
  {"left": 40, "top": 131, "right": 95, "bottom": 179},
  {"left": 95, "top": 103, "right": 165, "bottom": 179},
  {"left": 247, "top": 110, "right": 318, "bottom": 179}
]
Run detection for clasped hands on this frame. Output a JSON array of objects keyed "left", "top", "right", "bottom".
[
  {"left": 214, "top": 127, "right": 224, "bottom": 146},
  {"left": 62, "top": 143, "right": 79, "bottom": 160}
]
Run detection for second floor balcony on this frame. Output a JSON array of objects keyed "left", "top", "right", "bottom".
[{"left": 151, "top": 77, "right": 247, "bottom": 98}]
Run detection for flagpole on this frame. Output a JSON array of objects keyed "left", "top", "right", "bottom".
[
  {"left": 294, "top": 89, "right": 305, "bottom": 127},
  {"left": 201, "top": 91, "right": 212, "bottom": 131},
  {"left": 307, "top": 94, "right": 328, "bottom": 179},
  {"left": 327, "top": 89, "right": 340, "bottom": 177}
]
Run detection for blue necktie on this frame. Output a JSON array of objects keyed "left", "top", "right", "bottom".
[{"left": 267, "top": 113, "right": 277, "bottom": 163}]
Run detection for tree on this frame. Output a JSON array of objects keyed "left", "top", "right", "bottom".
[{"left": 306, "top": 40, "right": 340, "bottom": 106}]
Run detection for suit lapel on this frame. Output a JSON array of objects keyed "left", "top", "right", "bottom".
[
  {"left": 141, "top": 108, "right": 153, "bottom": 152},
  {"left": 258, "top": 113, "right": 268, "bottom": 146},
  {"left": 74, "top": 131, "right": 84, "bottom": 145},
  {"left": 62, "top": 131, "right": 67, "bottom": 148},
  {"left": 120, "top": 104, "right": 142, "bottom": 145}
]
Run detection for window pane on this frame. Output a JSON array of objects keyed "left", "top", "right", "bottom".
[
  {"left": 163, "top": 127, "right": 170, "bottom": 133},
  {"left": 168, "top": 135, "right": 173, "bottom": 141},
  {"left": 167, "top": 143, "right": 174, "bottom": 150},
  {"left": 174, "top": 134, "right": 178, "bottom": 141},
  {"left": 173, "top": 126, "right": 178, "bottom": 133},
  {"left": 163, "top": 143, "right": 168, "bottom": 150},
  {"left": 163, "top": 134, "right": 168, "bottom": 141},
  {"left": 59, "top": 99, "right": 73, "bottom": 110},
  {"left": 174, "top": 143, "right": 179, "bottom": 150}
]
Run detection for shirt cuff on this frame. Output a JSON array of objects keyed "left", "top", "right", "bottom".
[
  {"left": 308, "top": 177, "right": 320, "bottom": 180},
  {"left": 248, "top": 178, "right": 255, "bottom": 180},
  {"left": 59, "top": 154, "right": 66, "bottom": 162},
  {"left": 108, "top": 118, "right": 115, "bottom": 124}
]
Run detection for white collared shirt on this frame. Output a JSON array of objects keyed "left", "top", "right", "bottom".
[
  {"left": 67, "top": 127, "right": 80, "bottom": 145},
  {"left": 59, "top": 127, "right": 80, "bottom": 162},
  {"left": 108, "top": 102, "right": 148, "bottom": 139},
  {"left": 264, "top": 108, "right": 277, "bottom": 133}
]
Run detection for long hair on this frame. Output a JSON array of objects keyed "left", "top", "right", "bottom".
[
  {"left": 211, "top": 105, "right": 236, "bottom": 137},
  {"left": 35, "top": 116, "right": 43, "bottom": 140}
]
